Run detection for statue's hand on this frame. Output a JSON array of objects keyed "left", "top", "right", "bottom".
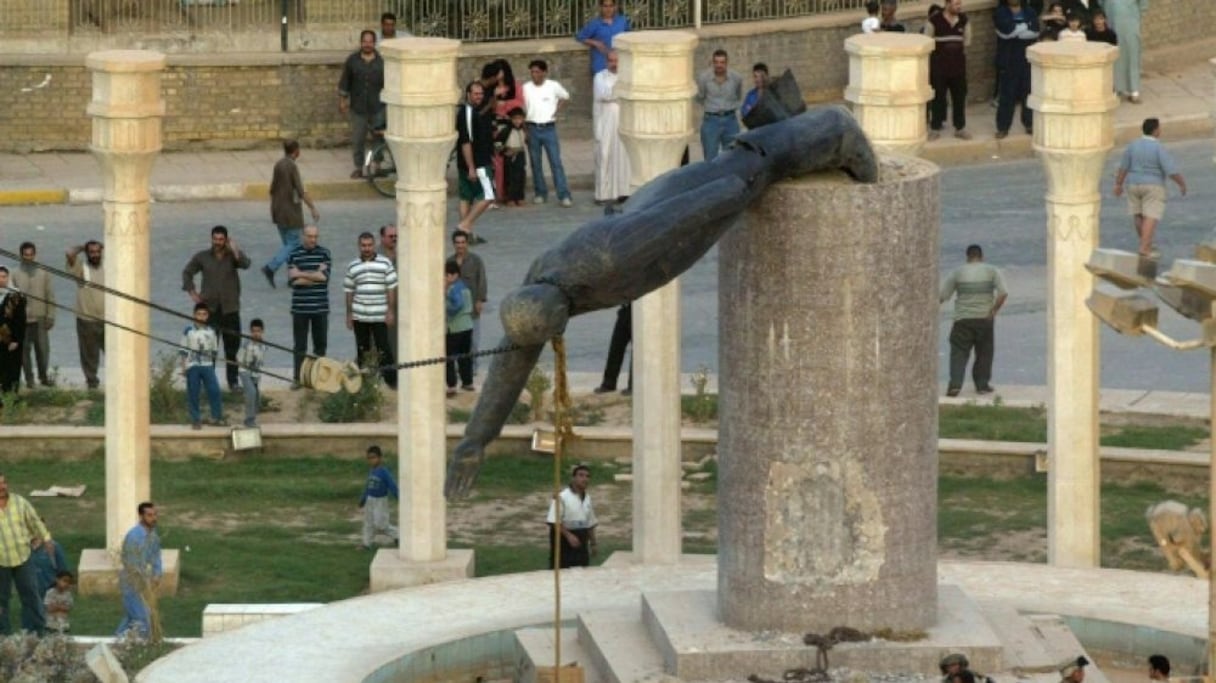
[{"left": 445, "top": 439, "right": 486, "bottom": 499}]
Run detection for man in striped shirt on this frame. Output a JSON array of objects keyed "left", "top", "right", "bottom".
[
  {"left": 0, "top": 473, "right": 53, "bottom": 635},
  {"left": 288, "top": 225, "right": 332, "bottom": 386},
  {"left": 344, "top": 232, "right": 398, "bottom": 389}
]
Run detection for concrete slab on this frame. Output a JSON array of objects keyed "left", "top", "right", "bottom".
[
  {"left": 975, "top": 599, "right": 1100, "bottom": 675},
  {"left": 368, "top": 547, "right": 474, "bottom": 593},
  {"left": 77, "top": 548, "right": 180, "bottom": 596},
  {"left": 577, "top": 606, "right": 666, "bottom": 683},
  {"left": 639, "top": 585, "right": 1003, "bottom": 681}
]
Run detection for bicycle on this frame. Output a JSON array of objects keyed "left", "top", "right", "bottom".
[{"left": 363, "top": 130, "right": 397, "bottom": 198}]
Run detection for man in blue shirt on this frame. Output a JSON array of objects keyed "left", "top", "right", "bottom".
[
  {"left": 116, "top": 502, "right": 162, "bottom": 638},
  {"left": 1113, "top": 118, "right": 1187, "bottom": 256},
  {"left": 576, "top": 0, "right": 629, "bottom": 76}
]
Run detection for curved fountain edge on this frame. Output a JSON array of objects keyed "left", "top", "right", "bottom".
[{"left": 136, "top": 559, "right": 1207, "bottom": 683}]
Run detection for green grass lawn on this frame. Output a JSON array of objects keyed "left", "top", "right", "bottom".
[{"left": 3, "top": 449, "right": 1203, "bottom": 638}]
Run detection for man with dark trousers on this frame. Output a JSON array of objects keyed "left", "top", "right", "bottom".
[
  {"left": 546, "top": 464, "right": 598, "bottom": 568},
  {"left": 182, "top": 225, "right": 251, "bottom": 392},
  {"left": 594, "top": 303, "right": 632, "bottom": 395},
  {"left": 926, "top": 0, "right": 972, "bottom": 141},
  {"left": 940, "top": 244, "right": 1007, "bottom": 397},
  {"left": 993, "top": 0, "right": 1039, "bottom": 139}
]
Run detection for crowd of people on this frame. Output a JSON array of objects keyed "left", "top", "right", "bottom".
[{"left": 860, "top": 0, "right": 1148, "bottom": 140}]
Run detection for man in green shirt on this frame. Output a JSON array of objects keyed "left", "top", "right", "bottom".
[{"left": 940, "top": 244, "right": 1008, "bottom": 397}]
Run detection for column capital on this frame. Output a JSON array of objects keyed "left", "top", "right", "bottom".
[
  {"left": 844, "top": 33, "right": 934, "bottom": 156},
  {"left": 617, "top": 30, "right": 698, "bottom": 192},
  {"left": 380, "top": 38, "right": 461, "bottom": 109}
]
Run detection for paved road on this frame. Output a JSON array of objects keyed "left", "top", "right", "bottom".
[{"left": 2, "top": 139, "right": 1213, "bottom": 391}]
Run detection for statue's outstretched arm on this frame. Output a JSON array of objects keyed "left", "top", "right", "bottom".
[{"left": 446, "top": 339, "right": 546, "bottom": 498}]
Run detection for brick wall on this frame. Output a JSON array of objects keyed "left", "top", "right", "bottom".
[{"left": 0, "top": 0, "right": 1210, "bottom": 152}]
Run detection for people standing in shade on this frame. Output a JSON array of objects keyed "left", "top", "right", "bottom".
[
  {"left": 926, "top": 0, "right": 973, "bottom": 141},
  {"left": 180, "top": 303, "right": 225, "bottom": 430},
  {"left": 880, "top": 0, "right": 908, "bottom": 31},
  {"left": 1085, "top": 10, "right": 1118, "bottom": 44},
  {"left": 497, "top": 107, "right": 529, "bottom": 206},
  {"left": 116, "top": 502, "right": 162, "bottom": 639},
  {"left": 358, "top": 445, "right": 399, "bottom": 551},
  {"left": 11, "top": 242, "right": 54, "bottom": 389},
  {"left": 444, "top": 261, "right": 475, "bottom": 397},
  {"left": 66, "top": 241, "right": 105, "bottom": 390},
  {"left": 0, "top": 473, "right": 52, "bottom": 635},
  {"left": 740, "top": 62, "right": 769, "bottom": 121},
  {"left": 546, "top": 464, "right": 598, "bottom": 569},
  {"left": 182, "top": 225, "right": 250, "bottom": 393},
  {"left": 993, "top": 0, "right": 1039, "bottom": 139},
  {"left": 456, "top": 81, "right": 498, "bottom": 242},
  {"left": 1113, "top": 118, "right": 1187, "bottom": 257},
  {"left": 344, "top": 231, "right": 398, "bottom": 390},
  {"left": 378, "top": 224, "right": 399, "bottom": 367},
  {"left": 940, "top": 244, "right": 1007, "bottom": 397},
  {"left": 287, "top": 225, "right": 332, "bottom": 387},
  {"left": 263, "top": 139, "right": 320, "bottom": 289},
  {"left": 338, "top": 30, "right": 385, "bottom": 179},
  {"left": 236, "top": 319, "right": 266, "bottom": 427},
  {"left": 446, "top": 230, "right": 488, "bottom": 379},
  {"left": 482, "top": 59, "right": 524, "bottom": 203},
  {"left": 592, "top": 51, "right": 630, "bottom": 205},
  {"left": 1061, "top": 0, "right": 1102, "bottom": 27},
  {"left": 1106, "top": 0, "right": 1146, "bottom": 103},
  {"left": 862, "top": 0, "right": 882, "bottom": 32},
  {"left": 376, "top": 11, "right": 409, "bottom": 43},
  {"left": 523, "top": 59, "right": 574, "bottom": 207},
  {"left": 593, "top": 302, "right": 632, "bottom": 395},
  {"left": 695, "top": 49, "right": 744, "bottom": 161},
  {"left": 576, "top": 0, "right": 629, "bottom": 77},
  {"left": 0, "top": 267, "right": 27, "bottom": 398}
]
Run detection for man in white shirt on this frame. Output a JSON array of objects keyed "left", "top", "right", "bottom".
[
  {"left": 344, "top": 231, "right": 398, "bottom": 389},
  {"left": 546, "top": 464, "right": 598, "bottom": 568},
  {"left": 523, "top": 59, "right": 574, "bottom": 207}
]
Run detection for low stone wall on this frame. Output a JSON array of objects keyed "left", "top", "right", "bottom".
[{"left": 1, "top": 0, "right": 1211, "bottom": 152}]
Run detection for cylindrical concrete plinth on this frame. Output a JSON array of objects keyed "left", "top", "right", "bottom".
[{"left": 717, "top": 155, "right": 941, "bottom": 632}]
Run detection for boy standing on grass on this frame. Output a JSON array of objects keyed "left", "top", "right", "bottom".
[
  {"left": 180, "top": 303, "right": 225, "bottom": 430},
  {"left": 43, "top": 570, "right": 73, "bottom": 633},
  {"left": 236, "top": 318, "right": 267, "bottom": 427},
  {"left": 358, "top": 445, "right": 399, "bottom": 550}
]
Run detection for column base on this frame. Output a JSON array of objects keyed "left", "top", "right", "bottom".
[
  {"left": 77, "top": 548, "right": 181, "bottom": 596},
  {"left": 369, "top": 548, "right": 475, "bottom": 593}
]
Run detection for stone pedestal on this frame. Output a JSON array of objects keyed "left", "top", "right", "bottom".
[
  {"left": 1027, "top": 41, "right": 1118, "bottom": 569},
  {"left": 373, "top": 37, "right": 472, "bottom": 590},
  {"left": 616, "top": 30, "right": 698, "bottom": 566},
  {"left": 717, "top": 156, "right": 941, "bottom": 632},
  {"left": 844, "top": 33, "right": 934, "bottom": 156},
  {"left": 79, "top": 50, "right": 178, "bottom": 596}
]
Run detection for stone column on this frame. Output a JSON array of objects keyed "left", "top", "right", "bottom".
[
  {"left": 615, "top": 31, "right": 698, "bottom": 565},
  {"left": 1027, "top": 41, "right": 1118, "bottom": 568},
  {"left": 1211, "top": 57, "right": 1216, "bottom": 166},
  {"left": 717, "top": 156, "right": 941, "bottom": 632},
  {"left": 844, "top": 33, "right": 934, "bottom": 156},
  {"left": 370, "top": 37, "right": 473, "bottom": 592},
  {"left": 78, "top": 50, "right": 178, "bottom": 597}
]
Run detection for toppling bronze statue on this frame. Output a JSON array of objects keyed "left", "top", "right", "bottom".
[{"left": 446, "top": 105, "right": 878, "bottom": 498}]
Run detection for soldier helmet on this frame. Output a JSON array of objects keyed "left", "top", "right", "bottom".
[{"left": 940, "top": 654, "right": 970, "bottom": 674}]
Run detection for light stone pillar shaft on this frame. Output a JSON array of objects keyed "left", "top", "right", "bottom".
[
  {"left": 717, "top": 157, "right": 941, "bottom": 631},
  {"left": 844, "top": 33, "right": 934, "bottom": 156},
  {"left": 616, "top": 31, "right": 698, "bottom": 565},
  {"left": 1210, "top": 57, "right": 1216, "bottom": 166},
  {"left": 1027, "top": 41, "right": 1118, "bottom": 568},
  {"left": 382, "top": 38, "right": 460, "bottom": 564},
  {"left": 87, "top": 50, "right": 164, "bottom": 552}
]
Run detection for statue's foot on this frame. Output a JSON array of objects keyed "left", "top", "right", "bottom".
[{"left": 833, "top": 107, "right": 879, "bottom": 184}]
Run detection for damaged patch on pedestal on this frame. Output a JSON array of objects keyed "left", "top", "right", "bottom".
[{"left": 764, "top": 458, "right": 885, "bottom": 585}]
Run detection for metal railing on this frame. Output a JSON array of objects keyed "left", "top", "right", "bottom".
[{"left": 0, "top": 0, "right": 868, "bottom": 46}]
